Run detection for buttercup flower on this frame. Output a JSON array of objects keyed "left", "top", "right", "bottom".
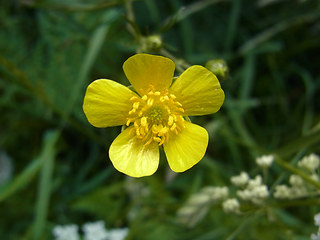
[{"left": 83, "top": 54, "right": 224, "bottom": 177}]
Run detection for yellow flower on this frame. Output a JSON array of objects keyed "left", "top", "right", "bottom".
[{"left": 83, "top": 54, "right": 225, "bottom": 177}]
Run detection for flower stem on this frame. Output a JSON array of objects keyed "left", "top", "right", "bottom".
[{"left": 124, "top": 0, "right": 137, "bottom": 37}]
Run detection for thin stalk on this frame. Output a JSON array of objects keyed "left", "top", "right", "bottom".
[{"left": 124, "top": 0, "right": 137, "bottom": 38}]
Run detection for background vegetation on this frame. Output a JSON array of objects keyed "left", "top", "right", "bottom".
[{"left": 0, "top": 0, "right": 320, "bottom": 239}]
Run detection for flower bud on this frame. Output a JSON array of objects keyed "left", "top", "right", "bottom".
[
  {"left": 205, "top": 59, "right": 229, "bottom": 81},
  {"left": 138, "top": 35, "right": 163, "bottom": 53},
  {"left": 222, "top": 198, "right": 240, "bottom": 214},
  {"left": 256, "top": 155, "right": 274, "bottom": 168}
]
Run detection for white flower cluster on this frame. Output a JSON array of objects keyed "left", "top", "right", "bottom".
[
  {"left": 52, "top": 224, "right": 79, "bottom": 240},
  {"left": 231, "top": 172, "right": 249, "bottom": 187},
  {"left": 298, "top": 153, "right": 320, "bottom": 172},
  {"left": 108, "top": 228, "right": 129, "bottom": 240},
  {"left": 177, "top": 186, "right": 229, "bottom": 226},
  {"left": 235, "top": 175, "right": 269, "bottom": 205},
  {"left": 274, "top": 174, "right": 310, "bottom": 199},
  {"left": 274, "top": 153, "right": 320, "bottom": 200},
  {"left": 256, "top": 155, "right": 274, "bottom": 168},
  {"left": 83, "top": 221, "right": 109, "bottom": 240},
  {"left": 315, "top": 213, "right": 320, "bottom": 227},
  {"left": 275, "top": 175, "right": 305, "bottom": 200},
  {"left": 52, "top": 221, "right": 128, "bottom": 240},
  {"left": 311, "top": 213, "right": 320, "bottom": 240},
  {"left": 201, "top": 186, "right": 229, "bottom": 201},
  {"left": 185, "top": 186, "right": 229, "bottom": 206}
]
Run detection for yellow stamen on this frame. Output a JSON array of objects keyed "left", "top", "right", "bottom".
[
  {"left": 159, "top": 126, "right": 168, "bottom": 135},
  {"left": 136, "top": 128, "right": 140, "bottom": 136},
  {"left": 130, "top": 96, "right": 139, "bottom": 101},
  {"left": 170, "top": 123, "right": 176, "bottom": 131},
  {"left": 126, "top": 88, "right": 185, "bottom": 145},
  {"left": 147, "top": 98, "right": 154, "bottom": 106},
  {"left": 140, "top": 127, "right": 145, "bottom": 135},
  {"left": 133, "top": 102, "right": 140, "bottom": 109},
  {"left": 168, "top": 115, "right": 174, "bottom": 126},
  {"left": 175, "top": 101, "right": 183, "bottom": 107},
  {"left": 170, "top": 94, "right": 176, "bottom": 99},
  {"left": 153, "top": 137, "right": 161, "bottom": 142},
  {"left": 141, "top": 117, "right": 147, "bottom": 126}
]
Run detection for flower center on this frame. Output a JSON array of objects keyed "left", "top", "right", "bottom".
[
  {"left": 126, "top": 87, "right": 185, "bottom": 146},
  {"left": 148, "top": 107, "right": 163, "bottom": 123}
]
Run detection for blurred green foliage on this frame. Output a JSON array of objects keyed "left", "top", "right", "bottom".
[{"left": 0, "top": 0, "right": 320, "bottom": 239}]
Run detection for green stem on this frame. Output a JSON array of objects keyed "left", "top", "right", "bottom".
[
  {"left": 124, "top": 0, "right": 137, "bottom": 37},
  {"left": 176, "top": 0, "right": 227, "bottom": 22}
]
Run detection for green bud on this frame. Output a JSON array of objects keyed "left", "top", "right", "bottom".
[
  {"left": 138, "top": 35, "right": 163, "bottom": 53},
  {"left": 205, "top": 59, "right": 229, "bottom": 81}
]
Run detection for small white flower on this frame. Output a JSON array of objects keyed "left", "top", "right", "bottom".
[
  {"left": 237, "top": 185, "right": 268, "bottom": 205},
  {"left": 256, "top": 155, "right": 274, "bottom": 168},
  {"left": 189, "top": 194, "right": 211, "bottom": 205},
  {"left": 188, "top": 186, "right": 229, "bottom": 205},
  {"left": 83, "top": 221, "right": 109, "bottom": 240},
  {"left": 52, "top": 224, "right": 79, "bottom": 240},
  {"left": 247, "top": 175, "right": 263, "bottom": 188},
  {"left": 298, "top": 153, "right": 320, "bottom": 172},
  {"left": 222, "top": 198, "right": 240, "bottom": 214},
  {"left": 288, "top": 175, "right": 309, "bottom": 198},
  {"left": 311, "top": 232, "right": 320, "bottom": 240},
  {"left": 237, "top": 175, "right": 268, "bottom": 205},
  {"left": 253, "top": 185, "right": 269, "bottom": 198},
  {"left": 239, "top": 187, "right": 268, "bottom": 205},
  {"left": 236, "top": 189, "right": 251, "bottom": 201},
  {"left": 231, "top": 172, "right": 249, "bottom": 187},
  {"left": 202, "top": 186, "right": 229, "bottom": 201},
  {"left": 289, "top": 174, "right": 304, "bottom": 187},
  {"left": 177, "top": 205, "right": 197, "bottom": 216},
  {"left": 311, "top": 213, "right": 320, "bottom": 240},
  {"left": 108, "top": 228, "right": 129, "bottom": 240},
  {"left": 273, "top": 185, "right": 292, "bottom": 199},
  {"left": 314, "top": 213, "right": 320, "bottom": 226},
  {"left": 311, "top": 174, "right": 320, "bottom": 182},
  {"left": 274, "top": 183, "right": 308, "bottom": 199}
]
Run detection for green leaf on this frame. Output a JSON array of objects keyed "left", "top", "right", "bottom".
[
  {"left": 0, "top": 130, "right": 60, "bottom": 203},
  {"left": 33, "top": 130, "right": 60, "bottom": 240}
]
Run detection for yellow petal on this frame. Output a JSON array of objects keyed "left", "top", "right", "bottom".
[
  {"left": 163, "top": 121, "right": 208, "bottom": 172},
  {"left": 83, "top": 79, "right": 136, "bottom": 127},
  {"left": 109, "top": 126, "right": 159, "bottom": 177},
  {"left": 123, "top": 54, "right": 175, "bottom": 95},
  {"left": 170, "top": 65, "right": 225, "bottom": 116}
]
